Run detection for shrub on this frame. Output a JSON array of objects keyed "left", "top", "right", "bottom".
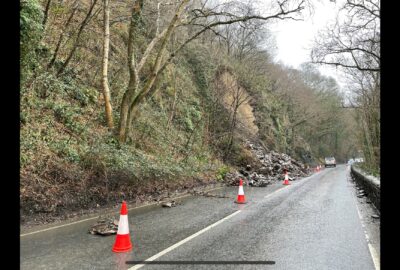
[
  {"left": 216, "top": 165, "right": 230, "bottom": 181},
  {"left": 53, "top": 104, "right": 85, "bottom": 134}
]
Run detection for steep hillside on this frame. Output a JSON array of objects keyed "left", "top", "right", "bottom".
[
  {"left": 21, "top": 59, "right": 216, "bottom": 225},
  {"left": 20, "top": 0, "right": 352, "bottom": 226}
]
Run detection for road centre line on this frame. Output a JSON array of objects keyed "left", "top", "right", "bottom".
[
  {"left": 129, "top": 184, "right": 298, "bottom": 269},
  {"left": 264, "top": 187, "right": 285, "bottom": 198},
  {"left": 128, "top": 173, "right": 320, "bottom": 269},
  {"left": 131, "top": 168, "right": 366, "bottom": 270},
  {"left": 20, "top": 186, "right": 224, "bottom": 237},
  {"left": 263, "top": 173, "right": 316, "bottom": 199},
  {"left": 128, "top": 210, "right": 242, "bottom": 270}
]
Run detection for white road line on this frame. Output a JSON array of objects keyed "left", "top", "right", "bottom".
[
  {"left": 353, "top": 197, "right": 380, "bottom": 270},
  {"left": 128, "top": 210, "right": 242, "bottom": 270},
  {"left": 354, "top": 200, "right": 363, "bottom": 220},
  {"left": 20, "top": 186, "right": 223, "bottom": 237},
  {"left": 264, "top": 187, "right": 286, "bottom": 198},
  {"left": 20, "top": 216, "right": 105, "bottom": 237},
  {"left": 129, "top": 172, "right": 326, "bottom": 269},
  {"left": 368, "top": 243, "right": 381, "bottom": 270}
]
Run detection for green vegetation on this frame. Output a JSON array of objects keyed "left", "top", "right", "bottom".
[{"left": 20, "top": 0, "right": 44, "bottom": 82}]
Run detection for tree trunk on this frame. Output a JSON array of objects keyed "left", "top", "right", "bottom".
[
  {"left": 102, "top": 0, "right": 114, "bottom": 129},
  {"left": 167, "top": 83, "right": 178, "bottom": 129},
  {"left": 224, "top": 103, "right": 239, "bottom": 161},
  {"left": 118, "top": 0, "right": 189, "bottom": 142},
  {"left": 42, "top": 0, "right": 53, "bottom": 29},
  {"left": 118, "top": 78, "right": 137, "bottom": 142},
  {"left": 117, "top": 0, "right": 143, "bottom": 143}
]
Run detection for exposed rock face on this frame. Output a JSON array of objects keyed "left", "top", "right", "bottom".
[{"left": 225, "top": 141, "right": 312, "bottom": 187}]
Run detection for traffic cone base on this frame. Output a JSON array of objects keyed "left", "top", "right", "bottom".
[
  {"left": 235, "top": 195, "right": 247, "bottom": 204},
  {"left": 112, "top": 234, "right": 132, "bottom": 252},
  {"left": 112, "top": 201, "right": 133, "bottom": 253},
  {"left": 283, "top": 179, "right": 290, "bottom": 185},
  {"left": 283, "top": 171, "right": 291, "bottom": 185}
]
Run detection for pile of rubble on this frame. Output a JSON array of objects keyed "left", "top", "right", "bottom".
[
  {"left": 225, "top": 141, "right": 312, "bottom": 187},
  {"left": 89, "top": 216, "right": 119, "bottom": 236}
]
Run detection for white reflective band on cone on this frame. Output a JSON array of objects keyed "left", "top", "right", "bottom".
[
  {"left": 238, "top": 186, "right": 244, "bottom": 195},
  {"left": 117, "top": 215, "right": 130, "bottom": 235}
]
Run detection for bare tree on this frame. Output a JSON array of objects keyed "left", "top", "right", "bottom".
[
  {"left": 117, "top": 0, "right": 307, "bottom": 143},
  {"left": 57, "top": 0, "right": 100, "bottom": 76},
  {"left": 214, "top": 2, "right": 270, "bottom": 62},
  {"left": 222, "top": 71, "right": 252, "bottom": 160},
  {"left": 311, "top": 0, "right": 380, "bottom": 72},
  {"left": 47, "top": 1, "right": 79, "bottom": 70},
  {"left": 345, "top": 68, "right": 380, "bottom": 169},
  {"left": 118, "top": 0, "right": 188, "bottom": 142},
  {"left": 215, "top": 68, "right": 251, "bottom": 159},
  {"left": 311, "top": 0, "right": 380, "bottom": 172},
  {"left": 101, "top": 0, "right": 114, "bottom": 129}
]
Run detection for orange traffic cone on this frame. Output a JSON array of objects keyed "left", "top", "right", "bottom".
[
  {"left": 112, "top": 201, "right": 133, "bottom": 253},
  {"left": 235, "top": 179, "right": 246, "bottom": 204},
  {"left": 283, "top": 170, "right": 290, "bottom": 185}
]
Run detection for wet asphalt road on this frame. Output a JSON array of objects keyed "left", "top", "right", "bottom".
[{"left": 20, "top": 165, "right": 377, "bottom": 270}]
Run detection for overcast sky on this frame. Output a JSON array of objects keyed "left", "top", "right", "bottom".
[{"left": 267, "top": 0, "right": 347, "bottom": 90}]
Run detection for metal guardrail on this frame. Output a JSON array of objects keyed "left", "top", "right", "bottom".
[{"left": 350, "top": 164, "right": 380, "bottom": 211}]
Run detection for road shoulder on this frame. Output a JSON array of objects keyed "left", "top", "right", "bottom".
[{"left": 347, "top": 166, "right": 380, "bottom": 269}]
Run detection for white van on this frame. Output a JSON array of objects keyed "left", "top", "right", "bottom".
[{"left": 324, "top": 157, "right": 336, "bottom": 168}]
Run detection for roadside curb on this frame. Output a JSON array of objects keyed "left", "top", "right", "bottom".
[{"left": 350, "top": 165, "right": 380, "bottom": 212}]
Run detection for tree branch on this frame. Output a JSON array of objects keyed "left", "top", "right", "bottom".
[{"left": 158, "top": 1, "right": 305, "bottom": 74}]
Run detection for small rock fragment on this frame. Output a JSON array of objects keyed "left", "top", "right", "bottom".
[
  {"left": 162, "top": 200, "right": 177, "bottom": 208},
  {"left": 162, "top": 202, "right": 172, "bottom": 208}
]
